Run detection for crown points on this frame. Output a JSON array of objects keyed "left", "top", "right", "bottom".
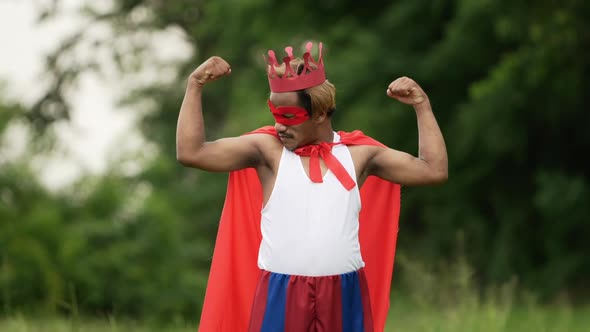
[
  {"left": 267, "top": 50, "right": 277, "bottom": 64},
  {"left": 303, "top": 53, "right": 311, "bottom": 69},
  {"left": 265, "top": 41, "right": 327, "bottom": 92}
]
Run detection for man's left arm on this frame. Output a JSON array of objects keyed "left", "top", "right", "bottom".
[{"left": 368, "top": 76, "right": 448, "bottom": 186}]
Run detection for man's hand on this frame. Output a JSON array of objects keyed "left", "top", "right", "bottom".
[
  {"left": 386, "top": 76, "right": 427, "bottom": 105},
  {"left": 189, "top": 56, "right": 232, "bottom": 87}
]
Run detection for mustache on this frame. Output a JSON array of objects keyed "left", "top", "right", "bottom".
[{"left": 277, "top": 132, "right": 293, "bottom": 138}]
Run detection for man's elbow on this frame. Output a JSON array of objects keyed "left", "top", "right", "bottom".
[
  {"left": 176, "top": 155, "right": 190, "bottom": 167},
  {"left": 430, "top": 169, "right": 448, "bottom": 184},
  {"left": 176, "top": 150, "right": 198, "bottom": 167}
]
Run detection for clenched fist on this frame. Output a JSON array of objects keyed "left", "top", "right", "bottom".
[
  {"left": 189, "top": 56, "right": 232, "bottom": 87},
  {"left": 386, "top": 76, "right": 428, "bottom": 105}
]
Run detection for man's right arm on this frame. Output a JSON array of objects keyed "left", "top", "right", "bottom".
[{"left": 176, "top": 56, "right": 263, "bottom": 172}]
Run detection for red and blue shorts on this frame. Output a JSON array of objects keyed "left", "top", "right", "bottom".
[{"left": 248, "top": 269, "right": 374, "bottom": 332}]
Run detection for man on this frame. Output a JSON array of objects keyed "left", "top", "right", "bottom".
[{"left": 176, "top": 42, "right": 447, "bottom": 332}]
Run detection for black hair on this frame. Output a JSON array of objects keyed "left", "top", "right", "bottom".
[
  {"left": 296, "top": 90, "right": 336, "bottom": 118},
  {"left": 296, "top": 90, "right": 313, "bottom": 116}
]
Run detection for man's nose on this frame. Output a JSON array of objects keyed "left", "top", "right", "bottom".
[{"left": 274, "top": 122, "right": 287, "bottom": 132}]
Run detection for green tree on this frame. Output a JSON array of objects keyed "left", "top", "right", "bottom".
[{"left": 2, "top": 0, "right": 588, "bottom": 319}]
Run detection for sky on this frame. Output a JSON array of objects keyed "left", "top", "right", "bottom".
[{"left": 0, "top": 0, "right": 191, "bottom": 190}]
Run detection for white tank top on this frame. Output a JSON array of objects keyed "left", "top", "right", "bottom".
[{"left": 257, "top": 132, "right": 364, "bottom": 276}]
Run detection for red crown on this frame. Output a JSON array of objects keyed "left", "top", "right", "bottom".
[{"left": 266, "top": 41, "right": 326, "bottom": 92}]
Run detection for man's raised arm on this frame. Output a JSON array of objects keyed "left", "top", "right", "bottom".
[
  {"left": 368, "top": 76, "right": 448, "bottom": 185},
  {"left": 176, "top": 56, "right": 263, "bottom": 172}
]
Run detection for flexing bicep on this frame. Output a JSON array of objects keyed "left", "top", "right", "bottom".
[
  {"left": 177, "top": 134, "right": 265, "bottom": 172},
  {"left": 369, "top": 146, "right": 447, "bottom": 186}
]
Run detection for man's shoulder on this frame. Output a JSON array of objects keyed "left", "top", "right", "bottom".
[
  {"left": 242, "top": 127, "right": 280, "bottom": 146},
  {"left": 241, "top": 127, "right": 283, "bottom": 160},
  {"left": 244, "top": 126, "right": 278, "bottom": 137},
  {"left": 338, "top": 130, "right": 386, "bottom": 148}
]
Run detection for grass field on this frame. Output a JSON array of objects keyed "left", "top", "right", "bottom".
[
  {"left": 2, "top": 301, "right": 589, "bottom": 332},
  {"left": 3, "top": 254, "right": 587, "bottom": 331}
]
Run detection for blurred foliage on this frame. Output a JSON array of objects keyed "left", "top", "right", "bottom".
[{"left": 1, "top": 0, "right": 589, "bottom": 322}]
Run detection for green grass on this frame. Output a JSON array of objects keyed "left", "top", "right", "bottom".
[
  {"left": 0, "top": 315, "right": 195, "bottom": 332},
  {"left": 386, "top": 298, "right": 590, "bottom": 332},
  {"left": 2, "top": 303, "right": 589, "bottom": 332}
]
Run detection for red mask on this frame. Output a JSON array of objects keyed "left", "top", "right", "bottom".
[{"left": 267, "top": 100, "right": 310, "bottom": 126}]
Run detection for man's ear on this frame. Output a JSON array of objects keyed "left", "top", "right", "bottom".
[{"left": 313, "top": 110, "right": 327, "bottom": 124}]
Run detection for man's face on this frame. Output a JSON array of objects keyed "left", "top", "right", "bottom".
[{"left": 269, "top": 91, "right": 315, "bottom": 151}]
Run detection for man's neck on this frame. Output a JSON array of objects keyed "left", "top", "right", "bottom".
[{"left": 308, "top": 127, "right": 334, "bottom": 145}]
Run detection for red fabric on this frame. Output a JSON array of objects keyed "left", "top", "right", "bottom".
[
  {"left": 284, "top": 274, "right": 345, "bottom": 332},
  {"left": 313, "top": 275, "right": 343, "bottom": 332},
  {"left": 268, "top": 100, "right": 310, "bottom": 126},
  {"left": 359, "top": 269, "right": 375, "bottom": 332},
  {"left": 248, "top": 271, "right": 270, "bottom": 332},
  {"left": 197, "top": 126, "right": 401, "bottom": 332},
  {"left": 284, "top": 276, "right": 314, "bottom": 332},
  {"left": 294, "top": 142, "right": 356, "bottom": 190}
]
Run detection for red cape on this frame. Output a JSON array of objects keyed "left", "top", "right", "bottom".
[{"left": 198, "top": 126, "right": 401, "bottom": 331}]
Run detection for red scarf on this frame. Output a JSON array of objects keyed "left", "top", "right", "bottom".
[
  {"left": 294, "top": 141, "right": 356, "bottom": 190},
  {"left": 197, "top": 126, "right": 401, "bottom": 332}
]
